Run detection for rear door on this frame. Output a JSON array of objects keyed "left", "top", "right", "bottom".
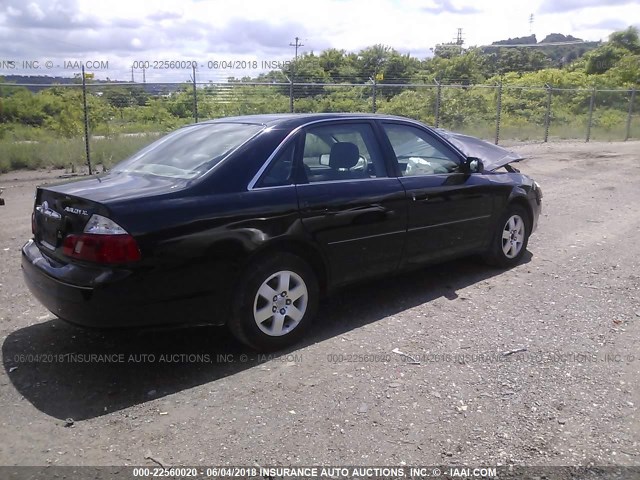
[
  {"left": 295, "top": 121, "right": 407, "bottom": 286},
  {"left": 380, "top": 121, "right": 494, "bottom": 267}
]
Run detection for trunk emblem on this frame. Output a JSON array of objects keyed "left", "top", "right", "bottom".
[
  {"left": 36, "top": 201, "right": 62, "bottom": 220},
  {"left": 63, "top": 206, "right": 89, "bottom": 216}
]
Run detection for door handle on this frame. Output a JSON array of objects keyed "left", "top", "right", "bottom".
[{"left": 412, "top": 193, "right": 428, "bottom": 202}]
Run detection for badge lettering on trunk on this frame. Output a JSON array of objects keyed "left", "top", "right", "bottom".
[{"left": 63, "top": 206, "right": 89, "bottom": 216}]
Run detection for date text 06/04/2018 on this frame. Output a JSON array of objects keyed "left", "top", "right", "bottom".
[{"left": 129, "top": 60, "right": 291, "bottom": 70}]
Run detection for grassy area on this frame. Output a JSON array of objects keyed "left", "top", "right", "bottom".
[
  {"left": 629, "top": 115, "right": 640, "bottom": 140},
  {"left": 92, "top": 119, "right": 192, "bottom": 135},
  {"left": 0, "top": 134, "right": 160, "bottom": 173},
  {"left": 458, "top": 116, "right": 635, "bottom": 143},
  {"left": 0, "top": 115, "right": 636, "bottom": 174},
  {"left": 457, "top": 123, "right": 546, "bottom": 143}
]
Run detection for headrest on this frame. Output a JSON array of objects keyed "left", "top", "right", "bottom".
[{"left": 329, "top": 142, "right": 359, "bottom": 170}]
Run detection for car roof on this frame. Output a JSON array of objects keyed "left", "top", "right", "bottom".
[{"left": 198, "top": 113, "right": 418, "bottom": 130}]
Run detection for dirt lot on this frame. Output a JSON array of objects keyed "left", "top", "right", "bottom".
[{"left": 0, "top": 141, "right": 639, "bottom": 469}]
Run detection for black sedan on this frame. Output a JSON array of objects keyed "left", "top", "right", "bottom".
[{"left": 22, "top": 113, "right": 542, "bottom": 350}]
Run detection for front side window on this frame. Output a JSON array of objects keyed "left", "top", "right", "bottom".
[
  {"left": 383, "top": 123, "right": 460, "bottom": 176},
  {"left": 301, "top": 123, "right": 386, "bottom": 183},
  {"left": 113, "top": 123, "right": 263, "bottom": 179}
]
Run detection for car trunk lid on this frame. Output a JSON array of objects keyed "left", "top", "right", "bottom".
[
  {"left": 43, "top": 171, "right": 189, "bottom": 203},
  {"left": 33, "top": 172, "right": 180, "bottom": 262},
  {"left": 33, "top": 188, "right": 105, "bottom": 259}
]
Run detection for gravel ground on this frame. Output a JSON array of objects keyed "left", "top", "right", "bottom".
[{"left": 0, "top": 141, "right": 639, "bottom": 470}]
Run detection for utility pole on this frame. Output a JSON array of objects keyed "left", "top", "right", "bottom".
[
  {"left": 289, "top": 37, "right": 304, "bottom": 113},
  {"left": 529, "top": 14, "right": 534, "bottom": 34},
  {"left": 289, "top": 36, "right": 304, "bottom": 61},
  {"left": 131, "top": 66, "right": 134, "bottom": 83},
  {"left": 81, "top": 65, "right": 92, "bottom": 175},
  {"left": 191, "top": 64, "right": 198, "bottom": 123},
  {"left": 142, "top": 67, "right": 146, "bottom": 83}
]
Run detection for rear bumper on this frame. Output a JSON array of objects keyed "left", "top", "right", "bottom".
[{"left": 21, "top": 240, "right": 227, "bottom": 328}]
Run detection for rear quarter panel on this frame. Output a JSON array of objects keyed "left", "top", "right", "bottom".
[{"left": 106, "top": 185, "right": 306, "bottom": 321}]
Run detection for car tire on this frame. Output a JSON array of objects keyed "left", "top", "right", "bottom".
[
  {"left": 229, "top": 252, "right": 319, "bottom": 351},
  {"left": 483, "top": 204, "right": 531, "bottom": 268}
]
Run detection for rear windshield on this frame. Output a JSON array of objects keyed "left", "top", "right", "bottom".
[{"left": 112, "top": 123, "right": 264, "bottom": 179}]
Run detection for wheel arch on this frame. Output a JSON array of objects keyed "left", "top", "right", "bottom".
[
  {"left": 506, "top": 192, "right": 534, "bottom": 233},
  {"left": 243, "top": 238, "right": 330, "bottom": 296}
]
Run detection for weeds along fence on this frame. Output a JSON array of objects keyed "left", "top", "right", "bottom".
[{"left": 0, "top": 78, "right": 637, "bottom": 173}]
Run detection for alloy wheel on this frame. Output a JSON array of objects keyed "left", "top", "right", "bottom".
[
  {"left": 252, "top": 270, "right": 308, "bottom": 336},
  {"left": 501, "top": 214, "right": 525, "bottom": 259}
]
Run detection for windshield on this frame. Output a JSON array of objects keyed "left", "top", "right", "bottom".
[{"left": 112, "top": 123, "right": 264, "bottom": 179}]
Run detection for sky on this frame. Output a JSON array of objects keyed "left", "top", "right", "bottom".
[{"left": 0, "top": 0, "right": 638, "bottom": 82}]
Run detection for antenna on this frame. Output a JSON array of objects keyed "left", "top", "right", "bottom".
[
  {"left": 455, "top": 28, "right": 464, "bottom": 54},
  {"left": 529, "top": 14, "right": 534, "bottom": 34}
]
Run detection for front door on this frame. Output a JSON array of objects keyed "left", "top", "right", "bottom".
[{"left": 380, "top": 122, "right": 494, "bottom": 267}]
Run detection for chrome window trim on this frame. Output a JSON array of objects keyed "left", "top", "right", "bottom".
[
  {"left": 247, "top": 117, "right": 391, "bottom": 191},
  {"left": 251, "top": 176, "right": 396, "bottom": 191},
  {"left": 246, "top": 184, "right": 295, "bottom": 191},
  {"left": 296, "top": 177, "right": 396, "bottom": 186}
]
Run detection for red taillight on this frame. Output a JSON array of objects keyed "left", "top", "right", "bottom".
[{"left": 63, "top": 233, "right": 141, "bottom": 264}]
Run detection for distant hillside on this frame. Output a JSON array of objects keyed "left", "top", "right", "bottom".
[
  {"left": 538, "top": 34, "right": 601, "bottom": 66},
  {"left": 539, "top": 33, "right": 582, "bottom": 43},
  {"left": 492, "top": 34, "right": 538, "bottom": 46},
  {"left": 1, "top": 75, "right": 83, "bottom": 90},
  {"left": 0, "top": 75, "right": 183, "bottom": 94},
  {"left": 483, "top": 33, "right": 600, "bottom": 67}
]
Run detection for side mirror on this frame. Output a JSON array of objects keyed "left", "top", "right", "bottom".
[{"left": 465, "top": 157, "right": 484, "bottom": 173}]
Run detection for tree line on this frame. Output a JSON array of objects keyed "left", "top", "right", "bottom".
[{"left": 0, "top": 27, "right": 638, "bottom": 139}]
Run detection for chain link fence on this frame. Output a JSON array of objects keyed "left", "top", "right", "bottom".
[{"left": 0, "top": 77, "right": 637, "bottom": 173}]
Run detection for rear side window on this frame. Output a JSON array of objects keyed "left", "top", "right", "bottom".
[
  {"left": 301, "top": 123, "right": 386, "bottom": 183},
  {"left": 113, "top": 123, "right": 263, "bottom": 179}
]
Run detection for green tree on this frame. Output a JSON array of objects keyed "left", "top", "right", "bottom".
[
  {"left": 358, "top": 44, "right": 392, "bottom": 79},
  {"left": 586, "top": 44, "right": 628, "bottom": 74},
  {"left": 585, "top": 27, "right": 640, "bottom": 74},
  {"left": 609, "top": 26, "right": 640, "bottom": 54},
  {"left": 428, "top": 49, "right": 488, "bottom": 84},
  {"left": 603, "top": 55, "right": 640, "bottom": 86}
]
